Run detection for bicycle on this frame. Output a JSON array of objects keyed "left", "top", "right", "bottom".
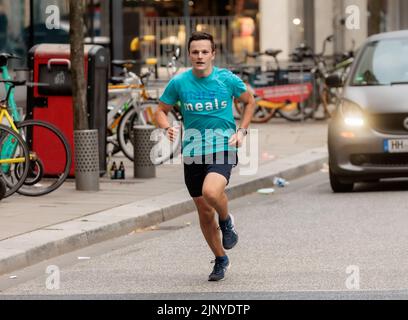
[
  {"left": 0, "top": 122, "right": 30, "bottom": 198},
  {"left": 106, "top": 60, "right": 150, "bottom": 157},
  {"left": 164, "top": 45, "right": 183, "bottom": 78},
  {"left": 0, "top": 176, "right": 6, "bottom": 200},
  {"left": 231, "top": 50, "right": 313, "bottom": 123},
  {"left": 314, "top": 54, "right": 353, "bottom": 119},
  {"left": 290, "top": 36, "right": 354, "bottom": 119},
  {"left": 107, "top": 60, "right": 183, "bottom": 165},
  {"left": 232, "top": 71, "right": 288, "bottom": 123},
  {"left": 0, "top": 53, "right": 72, "bottom": 196}
]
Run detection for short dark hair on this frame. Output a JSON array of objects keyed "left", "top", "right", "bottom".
[{"left": 188, "top": 32, "right": 215, "bottom": 53}]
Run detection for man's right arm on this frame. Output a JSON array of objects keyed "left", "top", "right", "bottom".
[
  {"left": 155, "top": 77, "right": 180, "bottom": 141},
  {"left": 154, "top": 102, "right": 179, "bottom": 142}
]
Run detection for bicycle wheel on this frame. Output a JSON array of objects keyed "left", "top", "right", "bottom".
[
  {"left": 321, "top": 86, "right": 341, "bottom": 118},
  {"left": 16, "top": 120, "right": 72, "bottom": 197},
  {"left": 234, "top": 99, "right": 276, "bottom": 123},
  {"left": 0, "top": 177, "right": 5, "bottom": 200},
  {"left": 277, "top": 97, "right": 315, "bottom": 122},
  {"left": 0, "top": 124, "right": 30, "bottom": 198},
  {"left": 117, "top": 102, "right": 183, "bottom": 164}
]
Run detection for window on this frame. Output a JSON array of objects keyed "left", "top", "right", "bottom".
[
  {"left": 0, "top": 0, "right": 29, "bottom": 61},
  {"left": 352, "top": 38, "right": 408, "bottom": 85}
]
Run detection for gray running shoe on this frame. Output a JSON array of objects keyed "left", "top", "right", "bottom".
[
  {"left": 208, "top": 256, "right": 230, "bottom": 281},
  {"left": 219, "top": 214, "right": 239, "bottom": 250}
]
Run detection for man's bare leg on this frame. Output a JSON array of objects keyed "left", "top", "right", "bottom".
[
  {"left": 202, "top": 172, "right": 239, "bottom": 250},
  {"left": 193, "top": 196, "right": 225, "bottom": 257},
  {"left": 202, "top": 172, "right": 229, "bottom": 221}
]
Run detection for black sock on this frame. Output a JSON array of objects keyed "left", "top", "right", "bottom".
[{"left": 216, "top": 255, "right": 229, "bottom": 263}]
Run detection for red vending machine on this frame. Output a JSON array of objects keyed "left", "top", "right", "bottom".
[{"left": 27, "top": 44, "right": 109, "bottom": 176}]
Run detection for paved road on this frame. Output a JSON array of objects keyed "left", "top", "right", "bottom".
[{"left": 1, "top": 171, "right": 408, "bottom": 299}]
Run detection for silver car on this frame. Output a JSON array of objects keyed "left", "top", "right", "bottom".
[{"left": 328, "top": 30, "right": 408, "bottom": 192}]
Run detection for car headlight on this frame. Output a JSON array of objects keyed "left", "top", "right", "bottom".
[{"left": 340, "top": 99, "right": 365, "bottom": 127}]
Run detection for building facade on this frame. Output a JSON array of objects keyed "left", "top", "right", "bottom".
[
  {"left": 0, "top": 0, "right": 108, "bottom": 66},
  {"left": 261, "top": 0, "right": 408, "bottom": 60},
  {"left": 0, "top": 0, "right": 407, "bottom": 67}
]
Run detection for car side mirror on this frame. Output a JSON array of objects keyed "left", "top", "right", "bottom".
[{"left": 325, "top": 74, "right": 343, "bottom": 88}]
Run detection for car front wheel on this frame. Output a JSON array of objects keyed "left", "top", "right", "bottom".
[{"left": 329, "top": 168, "right": 354, "bottom": 193}]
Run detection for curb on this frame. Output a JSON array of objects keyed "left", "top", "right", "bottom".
[{"left": 0, "top": 147, "right": 328, "bottom": 275}]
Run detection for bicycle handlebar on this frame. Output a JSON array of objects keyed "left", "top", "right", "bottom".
[
  {"left": 0, "top": 53, "right": 21, "bottom": 67},
  {"left": 0, "top": 80, "right": 49, "bottom": 105},
  {"left": 0, "top": 53, "right": 21, "bottom": 60}
]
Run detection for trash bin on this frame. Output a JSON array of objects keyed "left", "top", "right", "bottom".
[
  {"left": 133, "top": 125, "right": 156, "bottom": 179},
  {"left": 26, "top": 43, "right": 109, "bottom": 177},
  {"left": 74, "top": 129, "right": 100, "bottom": 191}
]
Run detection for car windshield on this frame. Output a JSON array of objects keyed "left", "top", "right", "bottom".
[{"left": 351, "top": 38, "right": 408, "bottom": 86}]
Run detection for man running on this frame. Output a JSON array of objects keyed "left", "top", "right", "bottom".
[{"left": 154, "top": 32, "right": 255, "bottom": 281}]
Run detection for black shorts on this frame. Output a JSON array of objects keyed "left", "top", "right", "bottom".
[{"left": 183, "top": 151, "right": 238, "bottom": 198}]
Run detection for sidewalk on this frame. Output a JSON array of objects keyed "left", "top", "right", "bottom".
[{"left": 0, "top": 119, "right": 329, "bottom": 275}]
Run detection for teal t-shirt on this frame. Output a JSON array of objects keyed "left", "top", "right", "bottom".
[{"left": 160, "top": 67, "right": 247, "bottom": 157}]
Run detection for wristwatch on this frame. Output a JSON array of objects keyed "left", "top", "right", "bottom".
[{"left": 237, "top": 127, "right": 248, "bottom": 136}]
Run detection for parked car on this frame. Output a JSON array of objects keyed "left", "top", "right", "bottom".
[{"left": 327, "top": 30, "right": 408, "bottom": 192}]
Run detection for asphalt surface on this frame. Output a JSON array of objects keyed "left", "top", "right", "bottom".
[{"left": 1, "top": 171, "right": 408, "bottom": 299}]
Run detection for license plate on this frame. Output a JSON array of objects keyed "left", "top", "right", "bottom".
[{"left": 384, "top": 139, "right": 408, "bottom": 153}]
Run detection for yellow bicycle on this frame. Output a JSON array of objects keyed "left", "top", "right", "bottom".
[
  {"left": 107, "top": 60, "right": 182, "bottom": 164},
  {"left": 0, "top": 123, "right": 30, "bottom": 198},
  {"left": 0, "top": 78, "right": 72, "bottom": 197}
]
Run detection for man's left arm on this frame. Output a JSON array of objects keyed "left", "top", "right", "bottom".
[{"left": 228, "top": 90, "right": 256, "bottom": 147}]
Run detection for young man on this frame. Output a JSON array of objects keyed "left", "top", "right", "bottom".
[{"left": 154, "top": 32, "right": 255, "bottom": 281}]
